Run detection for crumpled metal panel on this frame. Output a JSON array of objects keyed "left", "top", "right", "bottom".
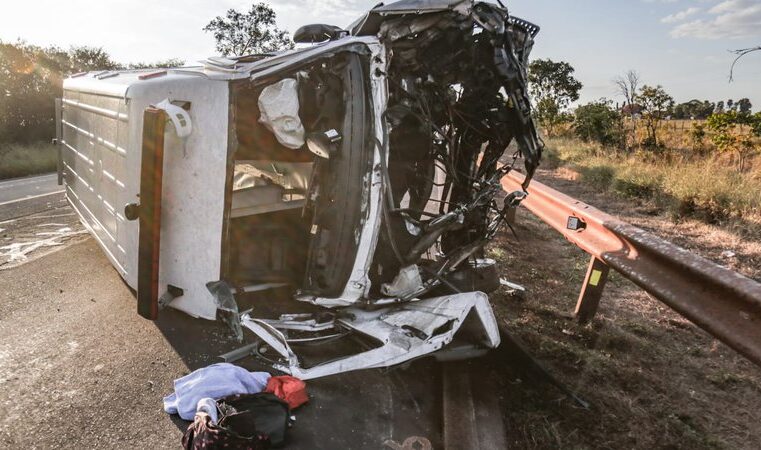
[
  {"left": 380, "top": 294, "right": 460, "bottom": 337},
  {"left": 241, "top": 291, "right": 501, "bottom": 379}
]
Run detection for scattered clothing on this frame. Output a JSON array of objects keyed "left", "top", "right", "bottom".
[
  {"left": 264, "top": 375, "right": 309, "bottom": 410},
  {"left": 196, "top": 398, "right": 219, "bottom": 425},
  {"left": 182, "top": 393, "right": 290, "bottom": 450},
  {"left": 164, "top": 363, "right": 270, "bottom": 420},
  {"left": 182, "top": 412, "right": 270, "bottom": 450}
]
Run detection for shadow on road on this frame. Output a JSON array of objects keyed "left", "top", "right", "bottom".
[{"left": 152, "top": 291, "right": 445, "bottom": 449}]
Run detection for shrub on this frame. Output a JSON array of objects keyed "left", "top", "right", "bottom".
[
  {"left": 706, "top": 111, "right": 760, "bottom": 172},
  {"left": 690, "top": 123, "right": 706, "bottom": 154},
  {"left": 573, "top": 100, "right": 624, "bottom": 147}
]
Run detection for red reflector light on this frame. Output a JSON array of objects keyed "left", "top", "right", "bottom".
[{"left": 138, "top": 70, "right": 167, "bottom": 80}]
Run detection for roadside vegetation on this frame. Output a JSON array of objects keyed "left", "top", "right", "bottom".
[
  {"left": 544, "top": 136, "right": 761, "bottom": 237},
  {"left": 528, "top": 61, "right": 761, "bottom": 236},
  {"left": 0, "top": 3, "right": 293, "bottom": 181},
  {"left": 0, "top": 142, "right": 57, "bottom": 180},
  {"left": 0, "top": 43, "right": 184, "bottom": 180}
]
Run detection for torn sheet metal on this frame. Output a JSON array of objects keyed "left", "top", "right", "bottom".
[{"left": 241, "top": 292, "right": 500, "bottom": 380}]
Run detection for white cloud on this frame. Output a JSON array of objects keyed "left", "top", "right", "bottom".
[
  {"left": 670, "top": 0, "right": 761, "bottom": 39},
  {"left": 661, "top": 7, "right": 701, "bottom": 23}
]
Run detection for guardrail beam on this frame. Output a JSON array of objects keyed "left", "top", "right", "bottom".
[{"left": 502, "top": 170, "right": 761, "bottom": 368}]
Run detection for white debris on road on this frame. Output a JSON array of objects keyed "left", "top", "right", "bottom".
[{"left": 0, "top": 225, "right": 88, "bottom": 268}]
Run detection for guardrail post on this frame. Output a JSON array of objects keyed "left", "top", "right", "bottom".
[{"left": 575, "top": 255, "right": 609, "bottom": 324}]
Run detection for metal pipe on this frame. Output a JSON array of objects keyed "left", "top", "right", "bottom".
[{"left": 502, "top": 170, "right": 761, "bottom": 368}]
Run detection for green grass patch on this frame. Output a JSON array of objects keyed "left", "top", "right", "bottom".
[{"left": 0, "top": 141, "right": 57, "bottom": 180}]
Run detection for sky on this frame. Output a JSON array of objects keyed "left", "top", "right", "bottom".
[{"left": 1, "top": 0, "right": 759, "bottom": 108}]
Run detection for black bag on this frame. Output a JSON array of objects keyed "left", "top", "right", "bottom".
[
  {"left": 219, "top": 393, "right": 291, "bottom": 447},
  {"left": 182, "top": 393, "right": 290, "bottom": 450}
]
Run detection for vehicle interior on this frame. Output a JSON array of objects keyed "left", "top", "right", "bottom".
[{"left": 222, "top": 52, "right": 374, "bottom": 300}]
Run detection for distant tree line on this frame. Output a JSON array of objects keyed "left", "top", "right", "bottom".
[
  {"left": 0, "top": 41, "right": 183, "bottom": 145},
  {"left": 671, "top": 97, "right": 752, "bottom": 120}
]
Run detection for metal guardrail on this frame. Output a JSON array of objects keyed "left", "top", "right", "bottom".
[{"left": 502, "top": 170, "right": 761, "bottom": 368}]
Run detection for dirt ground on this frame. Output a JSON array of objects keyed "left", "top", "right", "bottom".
[{"left": 490, "top": 163, "right": 761, "bottom": 449}]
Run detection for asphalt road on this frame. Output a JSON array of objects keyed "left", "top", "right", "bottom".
[
  {"left": 0, "top": 173, "right": 62, "bottom": 205},
  {"left": 0, "top": 174, "right": 66, "bottom": 223},
  {"left": 0, "top": 193, "right": 457, "bottom": 449}
]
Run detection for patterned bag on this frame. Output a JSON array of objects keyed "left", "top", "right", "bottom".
[{"left": 182, "top": 393, "right": 290, "bottom": 449}]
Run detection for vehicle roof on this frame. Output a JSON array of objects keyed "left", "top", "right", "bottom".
[{"left": 62, "top": 36, "right": 379, "bottom": 99}]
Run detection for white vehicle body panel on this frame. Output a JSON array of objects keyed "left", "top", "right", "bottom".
[
  {"left": 61, "top": 37, "right": 388, "bottom": 319},
  {"left": 63, "top": 71, "right": 230, "bottom": 319}
]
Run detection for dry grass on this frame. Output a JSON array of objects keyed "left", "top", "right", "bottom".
[
  {"left": 545, "top": 137, "right": 761, "bottom": 239},
  {"left": 0, "top": 141, "right": 57, "bottom": 180}
]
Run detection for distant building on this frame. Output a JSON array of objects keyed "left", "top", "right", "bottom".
[{"left": 621, "top": 103, "right": 644, "bottom": 116}]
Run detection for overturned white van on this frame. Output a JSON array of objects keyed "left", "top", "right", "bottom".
[{"left": 56, "top": 0, "right": 542, "bottom": 379}]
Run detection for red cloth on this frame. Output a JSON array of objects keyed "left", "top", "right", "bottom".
[{"left": 264, "top": 375, "right": 308, "bottom": 410}]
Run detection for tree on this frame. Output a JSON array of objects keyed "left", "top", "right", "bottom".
[
  {"left": 0, "top": 42, "right": 60, "bottom": 143},
  {"left": 751, "top": 112, "right": 761, "bottom": 136},
  {"left": 573, "top": 99, "right": 623, "bottom": 147},
  {"left": 613, "top": 70, "right": 640, "bottom": 113},
  {"left": 203, "top": 3, "right": 293, "bottom": 57},
  {"left": 636, "top": 85, "right": 674, "bottom": 149},
  {"left": 715, "top": 101, "right": 725, "bottom": 114},
  {"left": 672, "top": 100, "right": 715, "bottom": 120},
  {"left": 68, "top": 46, "right": 120, "bottom": 72},
  {"left": 528, "top": 59, "right": 583, "bottom": 136},
  {"left": 613, "top": 70, "right": 640, "bottom": 149},
  {"left": 737, "top": 98, "right": 752, "bottom": 115},
  {"left": 706, "top": 111, "right": 759, "bottom": 172}
]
